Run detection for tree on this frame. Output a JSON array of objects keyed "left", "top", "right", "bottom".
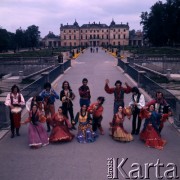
[
  {"left": 15, "top": 27, "right": 26, "bottom": 50},
  {"left": 25, "top": 25, "right": 40, "bottom": 49},
  {"left": 0, "top": 28, "right": 9, "bottom": 52},
  {"left": 140, "top": 0, "right": 180, "bottom": 46}
]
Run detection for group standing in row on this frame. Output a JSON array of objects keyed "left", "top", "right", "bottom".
[{"left": 5, "top": 78, "right": 171, "bottom": 150}]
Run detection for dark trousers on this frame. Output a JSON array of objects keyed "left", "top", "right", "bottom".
[
  {"left": 80, "top": 99, "right": 90, "bottom": 107},
  {"left": 132, "top": 108, "right": 142, "bottom": 133},
  {"left": 63, "top": 105, "right": 74, "bottom": 124},
  {"left": 92, "top": 116, "right": 103, "bottom": 132}
]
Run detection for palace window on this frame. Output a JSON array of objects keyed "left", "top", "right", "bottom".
[
  {"left": 118, "top": 35, "right": 120, "bottom": 39},
  {"left": 107, "top": 35, "right": 108, "bottom": 39},
  {"left": 124, "top": 35, "right": 126, "bottom": 39},
  {"left": 64, "top": 36, "right": 66, "bottom": 40},
  {"left": 69, "top": 30, "right": 71, "bottom": 33},
  {"left": 74, "top": 35, "right": 76, "bottom": 39},
  {"left": 102, "top": 35, "right": 104, "bottom": 39},
  {"left": 114, "top": 35, "right": 116, "bottom": 39},
  {"left": 69, "top": 36, "right": 71, "bottom": 40}
]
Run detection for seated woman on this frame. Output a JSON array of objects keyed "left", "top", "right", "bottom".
[
  {"left": 49, "top": 106, "right": 74, "bottom": 143},
  {"left": 22, "top": 103, "right": 49, "bottom": 148},
  {"left": 74, "top": 104, "right": 96, "bottom": 143},
  {"left": 110, "top": 106, "right": 133, "bottom": 142},
  {"left": 140, "top": 105, "right": 168, "bottom": 150}
]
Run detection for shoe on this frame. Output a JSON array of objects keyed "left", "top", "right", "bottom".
[
  {"left": 135, "top": 131, "right": 139, "bottom": 135},
  {"left": 16, "top": 129, "right": 20, "bottom": 136},
  {"left": 131, "top": 131, "right": 135, "bottom": 135},
  {"left": 47, "top": 129, "right": 51, "bottom": 132},
  {"left": 11, "top": 134, "right": 14, "bottom": 138}
]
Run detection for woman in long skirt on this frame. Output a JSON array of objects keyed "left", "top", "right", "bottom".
[
  {"left": 110, "top": 106, "right": 133, "bottom": 142},
  {"left": 22, "top": 104, "right": 49, "bottom": 148},
  {"left": 49, "top": 106, "right": 74, "bottom": 143},
  {"left": 74, "top": 104, "right": 96, "bottom": 143},
  {"left": 140, "top": 105, "right": 167, "bottom": 150}
]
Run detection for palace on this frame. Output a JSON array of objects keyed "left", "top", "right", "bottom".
[
  {"left": 60, "top": 20, "right": 129, "bottom": 47},
  {"left": 42, "top": 20, "right": 143, "bottom": 48}
]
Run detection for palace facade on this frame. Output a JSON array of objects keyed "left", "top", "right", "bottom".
[{"left": 60, "top": 20, "right": 129, "bottom": 47}]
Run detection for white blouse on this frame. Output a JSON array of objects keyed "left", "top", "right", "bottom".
[
  {"left": 129, "top": 94, "right": 145, "bottom": 109},
  {"left": 5, "top": 93, "right": 25, "bottom": 106}
]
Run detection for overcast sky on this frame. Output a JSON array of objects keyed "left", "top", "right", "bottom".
[{"left": 0, "top": 0, "right": 166, "bottom": 37}]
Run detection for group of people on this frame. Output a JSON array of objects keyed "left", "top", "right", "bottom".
[{"left": 5, "top": 78, "right": 171, "bottom": 150}]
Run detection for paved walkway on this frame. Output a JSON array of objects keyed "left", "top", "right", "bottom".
[{"left": 0, "top": 48, "right": 179, "bottom": 180}]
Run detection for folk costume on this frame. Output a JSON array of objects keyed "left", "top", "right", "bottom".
[
  {"left": 79, "top": 85, "right": 91, "bottom": 107},
  {"left": 26, "top": 96, "right": 44, "bottom": 112},
  {"left": 5, "top": 92, "right": 25, "bottom": 137},
  {"left": 60, "top": 89, "right": 75, "bottom": 128},
  {"left": 110, "top": 107, "right": 133, "bottom": 142},
  {"left": 23, "top": 109, "right": 49, "bottom": 148},
  {"left": 104, "top": 83, "right": 131, "bottom": 114},
  {"left": 146, "top": 96, "right": 170, "bottom": 133},
  {"left": 75, "top": 111, "right": 96, "bottom": 143},
  {"left": 49, "top": 113, "right": 74, "bottom": 143},
  {"left": 40, "top": 88, "right": 59, "bottom": 132},
  {"left": 88, "top": 102, "right": 104, "bottom": 135},
  {"left": 140, "top": 109, "right": 168, "bottom": 150},
  {"left": 129, "top": 91, "right": 145, "bottom": 135}
]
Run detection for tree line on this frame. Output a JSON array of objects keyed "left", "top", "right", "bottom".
[
  {"left": 0, "top": 25, "right": 40, "bottom": 53},
  {"left": 140, "top": 0, "right": 180, "bottom": 46}
]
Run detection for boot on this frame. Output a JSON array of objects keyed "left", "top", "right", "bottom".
[
  {"left": 11, "top": 133, "right": 15, "bottom": 138},
  {"left": 99, "top": 126, "right": 104, "bottom": 135},
  {"left": 16, "top": 128, "right": 20, "bottom": 136}
]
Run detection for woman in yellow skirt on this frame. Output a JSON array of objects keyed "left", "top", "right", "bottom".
[{"left": 110, "top": 106, "right": 133, "bottom": 142}]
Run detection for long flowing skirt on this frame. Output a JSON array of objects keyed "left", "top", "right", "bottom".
[
  {"left": 77, "top": 124, "right": 96, "bottom": 143},
  {"left": 110, "top": 124, "right": 133, "bottom": 142},
  {"left": 49, "top": 125, "right": 74, "bottom": 142},
  {"left": 140, "top": 124, "right": 166, "bottom": 150},
  {"left": 28, "top": 123, "right": 49, "bottom": 147}
]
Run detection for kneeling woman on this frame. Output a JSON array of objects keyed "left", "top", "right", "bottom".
[
  {"left": 110, "top": 106, "right": 133, "bottom": 142},
  {"left": 49, "top": 106, "right": 74, "bottom": 143},
  {"left": 140, "top": 105, "right": 167, "bottom": 150},
  {"left": 74, "top": 104, "right": 96, "bottom": 143},
  {"left": 22, "top": 104, "right": 49, "bottom": 148}
]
